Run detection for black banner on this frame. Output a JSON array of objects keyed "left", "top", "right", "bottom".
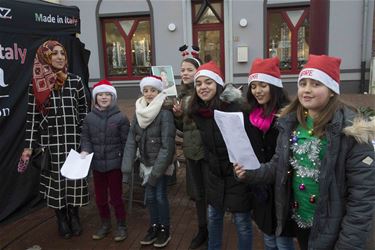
[
  {"left": 0, "top": 0, "right": 90, "bottom": 223},
  {"left": 0, "top": 0, "right": 80, "bottom": 35}
]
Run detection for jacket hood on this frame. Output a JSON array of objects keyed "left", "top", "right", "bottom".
[
  {"left": 219, "top": 83, "right": 243, "bottom": 104},
  {"left": 343, "top": 116, "right": 375, "bottom": 144}
]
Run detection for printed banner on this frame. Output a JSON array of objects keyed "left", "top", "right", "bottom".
[{"left": 0, "top": 0, "right": 89, "bottom": 222}]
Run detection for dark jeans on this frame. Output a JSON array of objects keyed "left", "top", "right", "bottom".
[
  {"left": 208, "top": 205, "right": 252, "bottom": 250},
  {"left": 186, "top": 158, "right": 209, "bottom": 226},
  {"left": 145, "top": 175, "right": 170, "bottom": 226},
  {"left": 93, "top": 169, "right": 126, "bottom": 221}
]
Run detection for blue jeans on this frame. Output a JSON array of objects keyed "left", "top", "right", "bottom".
[
  {"left": 263, "top": 233, "right": 295, "bottom": 250},
  {"left": 145, "top": 175, "right": 170, "bottom": 226},
  {"left": 208, "top": 205, "right": 252, "bottom": 250}
]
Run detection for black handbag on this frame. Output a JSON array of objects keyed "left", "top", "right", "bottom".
[{"left": 30, "top": 147, "right": 51, "bottom": 171}]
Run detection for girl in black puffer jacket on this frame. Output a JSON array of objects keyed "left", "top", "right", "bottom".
[
  {"left": 80, "top": 80, "right": 130, "bottom": 242},
  {"left": 190, "top": 61, "right": 253, "bottom": 250}
]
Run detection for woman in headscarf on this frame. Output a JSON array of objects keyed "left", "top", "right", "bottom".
[{"left": 19, "top": 40, "right": 89, "bottom": 239}]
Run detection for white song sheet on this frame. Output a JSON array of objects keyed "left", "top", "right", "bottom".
[
  {"left": 61, "top": 149, "right": 93, "bottom": 179},
  {"left": 214, "top": 110, "right": 260, "bottom": 170}
]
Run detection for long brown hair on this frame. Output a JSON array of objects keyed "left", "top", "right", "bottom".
[{"left": 281, "top": 94, "right": 348, "bottom": 138}]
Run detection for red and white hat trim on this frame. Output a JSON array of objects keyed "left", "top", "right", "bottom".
[
  {"left": 194, "top": 69, "right": 224, "bottom": 86},
  {"left": 298, "top": 68, "right": 340, "bottom": 94},
  {"left": 92, "top": 82, "right": 117, "bottom": 101},
  {"left": 248, "top": 73, "right": 283, "bottom": 88},
  {"left": 140, "top": 76, "right": 164, "bottom": 93}
]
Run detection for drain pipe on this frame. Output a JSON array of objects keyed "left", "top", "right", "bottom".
[{"left": 360, "top": 0, "right": 369, "bottom": 93}]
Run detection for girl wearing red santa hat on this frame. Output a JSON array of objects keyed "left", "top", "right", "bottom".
[
  {"left": 122, "top": 76, "right": 176, "bottom": 248},
  {"left": 244, "top": 57, "right": 295, "bottom": 250},
  {"left": 80, "top": 79, "right": 130, "bottom": 242},
  {"left": 189, "top": 61, "right": 253, "bottom": 250},
  {"left": 235, "top": 54, "right": 375, "bottom": 250}
]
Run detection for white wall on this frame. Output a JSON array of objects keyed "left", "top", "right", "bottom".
[
  {"left": 231, "top": 0, "right": 264, "bottom": 84},
  {"left": 150, "top": 0, "right": 185, "bottom": 78}
]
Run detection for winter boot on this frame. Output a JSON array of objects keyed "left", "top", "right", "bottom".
[
  {"left": 55, "top": 208, "right": 72, "bottom": 239},
  {"left": 189, "top": 225, "right": 208, "bottom": 249},
  {"left": 140, "top": 224, "right": 159, "bottom": 245},
  {"left": 92, "top": 219, "right": 111, "bottom": 240},
  {"left": 114, "top": 220, "right": 128, "bottom": 242},
  {"left": 153, "top": 224, "right": 171, "bottom": 248},
  {"left": 68, "top": 206, "right": 82, "bottom": 236}
]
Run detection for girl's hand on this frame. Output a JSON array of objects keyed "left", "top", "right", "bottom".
[
  {"left": 234, "top": 163, "right": 247, "bottom": 179},
  {"left": 172, "top": 100, "right": 183, "bottom": 117}
]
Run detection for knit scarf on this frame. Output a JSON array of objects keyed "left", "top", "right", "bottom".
[
  {"left": 197, "top": 107, "right": 214, "bottom": 118},
  {"left": 249, "top": 107, "right": 275, "bottom": 133},
  {"left": 135, "top": 92, "right": 167, "bottom": 128}
]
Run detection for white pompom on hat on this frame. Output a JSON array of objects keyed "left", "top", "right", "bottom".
[
  {"left": 298, "top": 54, "right": 341, "bottom": 94},
  {"left": 92, "top": 79, "right": 117, "bottom": 101},
  {"left": 248, "top": 57, "right": 283, "bottom": 88},
  {"left": 194, "top": 61, "right": 224, "bottom": 86},
  {"left": 139, "top": 75, "right": 164, "bottom": 93}
]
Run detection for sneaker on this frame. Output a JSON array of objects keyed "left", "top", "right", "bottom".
[
  {"left": 153, "top": 225, "right": 171, "bottom": 248},
  {"left": 92, "top": 220, "right": 111, "bottom": 240},
  {"left": 114, "top": 223, "right": 128, "bottom": 242},
  {"left": 140, "top": 224, "right": 159, "bottom": 245}
]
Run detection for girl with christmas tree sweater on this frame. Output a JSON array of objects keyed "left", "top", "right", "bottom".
[{"left": 235, "top": 54, "right": 375, "bottom": 250}]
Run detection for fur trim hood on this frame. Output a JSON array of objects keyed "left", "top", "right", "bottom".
[
  {"left": 343, "top": 116, "right": 375, "bottom": 144},
  {"left": 219, "top": 83, "right": 243, "bottom": 104}
]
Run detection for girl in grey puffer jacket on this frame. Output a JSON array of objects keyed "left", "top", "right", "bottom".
[
  {"left": 81, "top": 80, "right": 130, "bottom": 242},
  {"left": 235, "top": 55, "right": 375, "bottom": 250}
]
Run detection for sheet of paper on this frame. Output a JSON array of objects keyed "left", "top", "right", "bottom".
[
  {"left": 214, "top": 110, "right": 260, "bottom": 170},
  {"left": 61, "top": 149, "right": 93, "bottom": 179}
]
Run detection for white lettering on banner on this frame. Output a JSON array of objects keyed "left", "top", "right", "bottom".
[
  {"left": 0, "top": 43, "right": 27, "bottom": 64},
  {"left": 35, "top": 13, "right": 78, "bottom": 26},
  {"left": 0, "top": 7, "right": 12, "bottom": 19},
  {"left": 0, "top": 107, "right": 10, "bottom": 117},
  {"left": 35, "top": 13, "right": 56, "bottom": 23},
  {"left": 0, "top": 67, "right": 7, "bottom": 87}
]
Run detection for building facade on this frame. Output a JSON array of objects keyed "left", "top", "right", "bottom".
[{"left": 60, "top": 0, "right": 375, "bottom": 98}]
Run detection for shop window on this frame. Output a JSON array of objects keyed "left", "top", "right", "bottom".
[
  {"left": 101, "top": 17, "right": 152, "bottom": 80},
  {"left": 268, "top": 7, "right": 309, "bottom": 74},
  {"left": 192, "top": 0, "right": 224, "bottom": 74}
]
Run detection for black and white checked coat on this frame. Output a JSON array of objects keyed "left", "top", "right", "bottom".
[{"left": 25, "top": 73, "right": 89, "bottom": 209}]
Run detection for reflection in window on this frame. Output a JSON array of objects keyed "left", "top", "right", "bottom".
[
  {"left": 297, "top": 18, "right": 309, "bottom": 69},
  {"left": 102, "top": 17, "right": 152, "bottom": 80},
  {"left": 198, "top": 30, "right": 221, "bottom": 67},
  {"left": 268, "top": 7, "right": 309, "bottom": 73}
]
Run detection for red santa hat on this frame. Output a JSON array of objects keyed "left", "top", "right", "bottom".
[
  {"left": 92, "top": 79, "right": 117, "bottom": 101},
  {"left": 194, "top": 61, "right": 224, "bottom": 86},
  {"left": 248, "top": 57, "right": 282, "bottom": 88},
  {"left": 298, "top": 54, "right": 341, "bottom": 94},
  {"left": 140, "top": 75, "right": 163, "bottom": 93}
]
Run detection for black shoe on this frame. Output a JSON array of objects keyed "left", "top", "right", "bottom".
[
  {"left": 153, "top": 225, "right": 171, "bottom": 248},
  {"left": 140, "top": 224, "right": 159, "bottom": 245},
  {"left": 55, "top": 208, "right": 72, "bottom": 239},
  {"left": 92, "top": 220, "right": 111, "bottom": 240},
  {"left": 189, "top": 226, "right": 208, "bottom": 249},
  {"left": 114, "top": 220, "right": 127, "bottom": 242},
  {"left": 68, "top": 206, "right": 82, "bottom": 236}
]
